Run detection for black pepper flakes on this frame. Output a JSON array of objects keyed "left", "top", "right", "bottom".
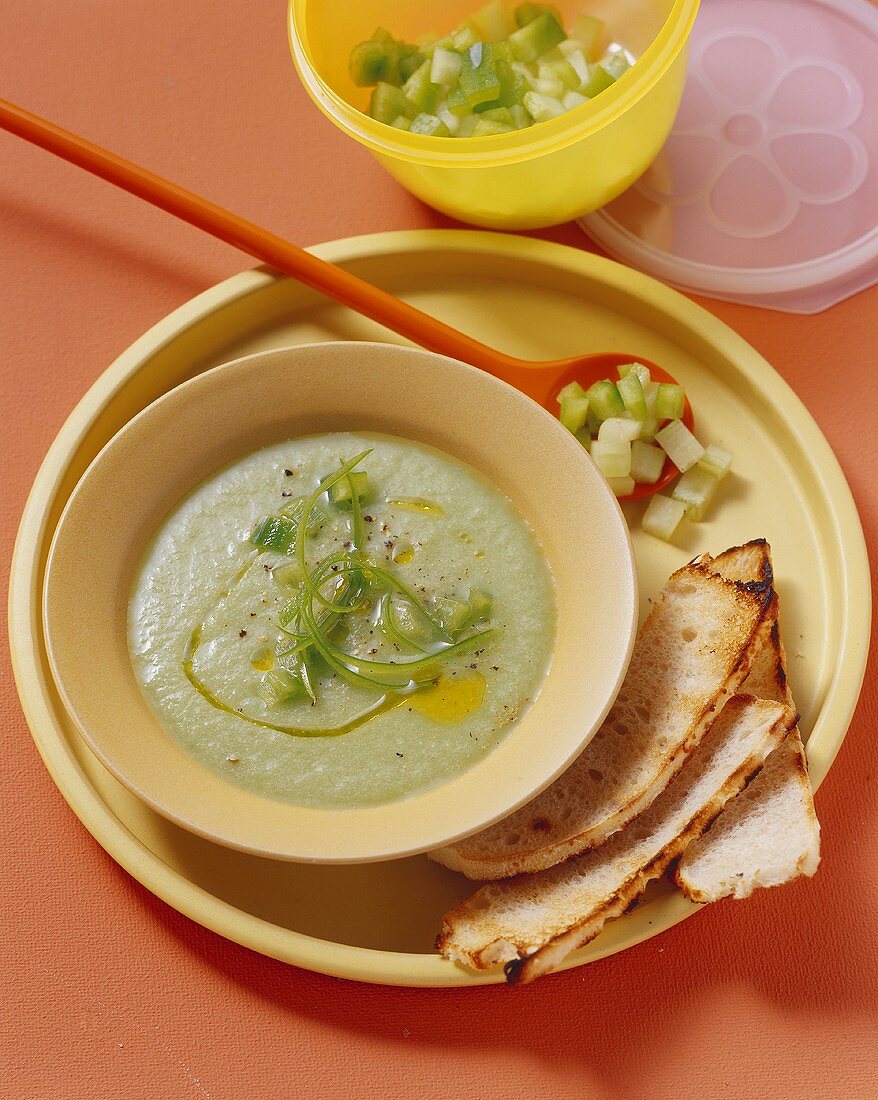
[
  {"left": 395, "top": 752, "right": 404, "bottom": 758},
  {"left": 283, "top": 469, "right": 294, "bottom": 477},
  {"left": 238, "top": 630, "right": 247, "bottom": 638}
]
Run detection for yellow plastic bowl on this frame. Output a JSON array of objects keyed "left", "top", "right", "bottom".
[{"left": 288, "top": 1, "right": 700, "bottom": 229}]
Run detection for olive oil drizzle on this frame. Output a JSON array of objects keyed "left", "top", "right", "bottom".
[{"left": 181, "top": 558, "right": 410, "bottom": 738}]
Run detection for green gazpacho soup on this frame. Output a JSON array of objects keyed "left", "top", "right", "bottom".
[{"left": 129, "top": 433, "right": 554, "bottom": 808}]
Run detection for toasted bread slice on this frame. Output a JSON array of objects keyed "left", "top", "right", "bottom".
[
  {"left": 431, "top": 561, "right": 774, "bottom": 880},
  {"left": 676, "top": 541, "right": 820, "bottom": 901},
  {"left": 438, "top": 695, "right": 795, "bottom": 982}
]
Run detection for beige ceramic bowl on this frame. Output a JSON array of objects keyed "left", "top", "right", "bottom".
[{"left": 43, "top": 342, "right": 636, "bottom": 863}]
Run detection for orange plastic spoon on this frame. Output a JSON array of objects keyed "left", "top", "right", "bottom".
[{"left": 0, "top": 97, "right": 692, "bottom": 499}]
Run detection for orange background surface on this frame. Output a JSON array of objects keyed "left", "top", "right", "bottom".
[{"left": 1, "top": 2, "right": 876, "bottom": 1097}]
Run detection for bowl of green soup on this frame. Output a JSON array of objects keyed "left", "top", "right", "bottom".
[{"left": 43, "top": 342, "right": 637, "bottom": 862}]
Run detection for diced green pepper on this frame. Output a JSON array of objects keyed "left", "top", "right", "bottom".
[
  {"left": 459, "top": 43, "right": 502, "bottom": 107},
  {"left": 467, "top": 1, "right": 516, "bottom": 41},
  {"left": 349, "top": 41, "right": 395, "bottom": 87},
  {"left": 399, "top": 50, "right": 427, "bottom": 83},
  {"left": 515, "top": 3, "right": 562, "bottom": 28},
  {"left": 580, "top": 62, "right": 615, "bottom": 98},
  {"left": 250, "top": 515, "right": 297, "bottom": 554},
  {"left": 571, "top": 14, "right": 605, "bottom": 59},
  {"left": 508, "top": 11, "right": 565, "bottom": 63},
  {"left": 369, "top": 82, "right": 416, "bottom": 124}
]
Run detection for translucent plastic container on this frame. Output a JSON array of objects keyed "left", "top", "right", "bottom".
[{"left": 288, "top": 1, "right": 700, "bottom": 229}]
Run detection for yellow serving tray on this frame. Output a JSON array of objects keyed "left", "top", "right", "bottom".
[{"left": 9, "top": 231, "right": 870, "bottom": 987}]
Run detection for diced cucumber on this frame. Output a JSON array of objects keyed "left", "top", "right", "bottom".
[
  {"left": 369, "top": 82, "right": 416, "bottom": 124},
  {"left": 638, "top": 415, "right": 659, "bottom": 442},
  {"left": 591, "top": 439, "right": 632, "bottom": 479},
  {"left": 572, "top": 14, "right": 605, "bottom": 59},
  {"left": 585, "top": 380, "right": 625, "bottom": 421},
  {"left": 630, "top": 440, "right": 666, "bottom": 485},
  {"left": 468, "top": 588, "right": 493, "bottom": 622},
  {"left": 557, "top": 380, "right": 587, "bottom": 404},
  {"left": 699, "top": 444, "right": 733, "bottom": 481},
  {"left": 509, "top": 103, "right": 532, "bottom": 128},
  {"left": 410, "top": 112, "right": 451, "bottom": 136},
  {"left": 642, "top": 495, "right": 686, "bottom": 542},
  {"left": 618, "top": 361, "right": 652, "bottom": 388},
  {"left": 452, "top": 26, "right": 478, "bottom": 51},
  {"left": 459, "top": 43, "right": 501, "bottom": 107},
  {"left": 523, "top": 90, "right": 564, "bottom": 121},
  {"left": 559, "top": 396, "right": 590, "bottom": 434},
  {"left": 672, "top": 465, "right": 720, "bottom": 521},
  {"left": 539, "top": 59, "right": 580, "bottom": 89},
  {"left": 456, "top": 113, "right": 480, "bottom": 136},
  {"left": 438, "top": 107, "right": 461, "bottom": 133},
  {"left": 562, "top": 89, "right": 588, "bottom": 111},
  {"left": 259, "top": 667, "right": 306, "bottom": 706},
  {"left": 598, "top": 417, "right": 641, "bottom": 444},
  {"left": 514, "top": 3, "right": 562, "bottom": 27},
  {"left": 509, "top": 11, "right": 565, "bottom": 63},
  {"left": 618, "top": 372, "right": 648, "bottom": 420},
  {"left": 606, "top": 476, "right": 635, "bottom": 498},
  {"left": 431, "top": 47, "right": 463, "bottom": 86},
  {"left": 574, "top": 428, "right": 591, "bottom": 452},
  {"left": 533, "top": 77, "right": 565, "bottom": 98},
  {"left": 655, "top": 420, "right": 705, "bottom": 472},
  {"left": 468, "top": 0, "right": 516, "bottom": 41},
  {"left": 655, "top": 383, "right": 685, "bottom": 421},
  {"left": 602, "top": 51, "right": 631, "bottom": 79},
  {"left": 433, "top": 595, "right": 471, "bottom": 634},
  {"left": 558, "top": 44, "right": 590, "bottom": 84},
  {"left": 272, "top": 560, "right": 305, "bottom": 590},
  {"left": 403, "top": 60, "right": 443, "bottom": 113},
  {"left": 329, "top": 471, "right": 370, "bottom": 507},
  {"left": 352, "top": 8, "right": 634, "bottom": 138}
]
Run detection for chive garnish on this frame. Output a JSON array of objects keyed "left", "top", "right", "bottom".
[{"left": 230, "top": 452, "right": 496, "bottom": 722}]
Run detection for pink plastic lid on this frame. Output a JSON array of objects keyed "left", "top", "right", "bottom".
[{"left": 580, "top": 0, "right": 878, "bottom": 313}]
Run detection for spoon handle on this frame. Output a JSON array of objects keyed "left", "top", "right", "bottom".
[{"left": 0, "top": 97, "right": 529, "bottom": 382}]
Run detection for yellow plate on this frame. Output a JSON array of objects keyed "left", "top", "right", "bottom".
[{"left": 9, "top": 231, "right": 870, "bottom": 987}]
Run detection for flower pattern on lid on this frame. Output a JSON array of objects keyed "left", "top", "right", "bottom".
[{"left": 636, "top": 28, "right": 868, "bottom": 239}]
